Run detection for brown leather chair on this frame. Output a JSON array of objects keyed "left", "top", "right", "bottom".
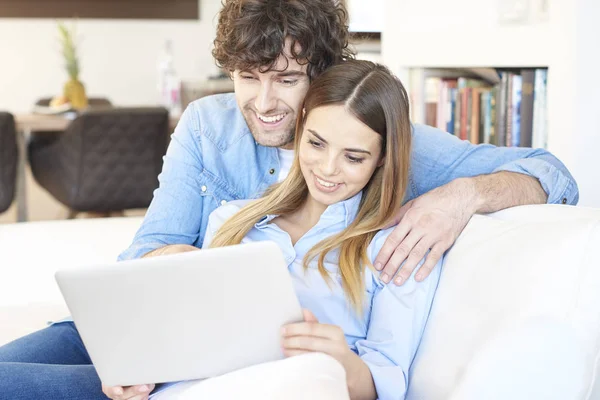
[
  {"left": 28, "top": 107, "right": 169, "bottom": 218},
  {"left": 0, "top": 112, "right": 18, "bottom": 213},
  {"left": 30, "top": 97, "right": 114, "bottom": 149}
]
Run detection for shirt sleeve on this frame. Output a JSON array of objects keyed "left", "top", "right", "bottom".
[
  {"left": 409, "top": 124, "right": 579, "bottom": 205},
  {"left": 118, "top": 102, "right": 207, "bottom": 260},
  {"left": 354, "top": 228, "right": 442, "bottom": 400}
]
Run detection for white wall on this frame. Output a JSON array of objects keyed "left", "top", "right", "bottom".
[
  {"left": 383, "top": 0, "right": 600, "bottom": 207},
  {"left": 348, "top": 0, "right": 385, "bottom": 32},
  {"left": 0, "top": 0, "right": 222, "bottom": 113}
]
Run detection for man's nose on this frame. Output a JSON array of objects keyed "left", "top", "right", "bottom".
[{"left": 254, "top": 82, "right": 277, "bottom": 114}]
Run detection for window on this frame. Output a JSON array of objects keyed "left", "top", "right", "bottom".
[{"left": 0, "top": 0, "right": 199, "bottom": 20}]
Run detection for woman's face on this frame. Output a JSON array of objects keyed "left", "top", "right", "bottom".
[{"left": 299, "top": 105, "right": 383, "bottom": 208}]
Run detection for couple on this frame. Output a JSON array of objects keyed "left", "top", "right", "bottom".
[
  {"left": 0, "top": 0, "right": 577, "bottom": 399},
  {"left": 156, "top": 59, "right": 442, "bottom": 399}
]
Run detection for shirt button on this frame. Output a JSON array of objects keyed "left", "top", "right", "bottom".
[
  {"left": 269, "top": 168, "right": 275, "bottom": 175},
  {"left": 201, "top": 185, "right": 207, "bottom": 192},
  {"left": 221, "top": 200, "right": 227, "bottom": 206},
  {"left": 562, "top": 198, "right": 567, "bottom": 204}
]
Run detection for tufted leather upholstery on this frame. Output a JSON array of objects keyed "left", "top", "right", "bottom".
[
  {"left": 28, "top": 107, "right": 169, "bottom": 213},
  {"left": 29, "top": 98, "right": 115, "bottom": 153},
  {"left": 0, "top": 112, "right": 18, "bottom": 213}
]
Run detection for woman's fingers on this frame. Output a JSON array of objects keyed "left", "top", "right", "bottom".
[
  {"left": 281, "top": 348, "right": 311, "bottom": 357},
  {"left": 102, "top": 384, "right": 155, "bottom": 400},
  {"left": 282, "top": 335, "right": 335, "bottom": 354},
  {"left": 282, "top": 321, "right": 342, "bottom": 341}
]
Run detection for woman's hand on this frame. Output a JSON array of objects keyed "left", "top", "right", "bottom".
[
  {"left": 281, "top": 310, "right": 376, "bottom": 399},
  {"left": 281, "top": 310, "right": 354, "bottom": 366},
  {"left": 101, "top": 383, "right": 155, "bottom": 400}
]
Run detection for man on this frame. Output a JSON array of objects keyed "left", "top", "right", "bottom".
[{"left": 0, "top": 0, "right": 578, "bottom": 399}]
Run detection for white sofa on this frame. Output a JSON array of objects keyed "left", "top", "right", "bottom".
[{"left": 1, "top": 204, "right": 599, "bottom": 399}]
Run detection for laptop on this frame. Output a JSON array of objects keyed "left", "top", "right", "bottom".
[{"left": 55, "top": 241, "right": 304, "bottom": 387}]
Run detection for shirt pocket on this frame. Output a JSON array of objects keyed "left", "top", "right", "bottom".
[
  {"left": 197, "top": 168, "right": 240, "bottom": 207},
  {"left": 195, "top": 169, "right": 240, "bottom": 246}
]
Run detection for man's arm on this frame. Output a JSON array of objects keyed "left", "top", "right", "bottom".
[
  {"left": 375, "top": 124, "right": 579, "bottom": 285},
  {"left": 118, "top": 104, "right": 207, "bottom": 261},
  {"left": 469, "top": 171, "right": 548, "bottom": 213}
]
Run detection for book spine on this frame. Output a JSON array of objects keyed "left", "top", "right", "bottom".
[
  {"left": 448, "top": 87, "right": 457, "bottom": 134},
  {"left": 496, "top": 72, "right": 508, "bottom": 147},
  {"left": 482, "top": 91, "right": 491, "bottom": 144},
  {"left": 460, "top": 88, "right": 468, "bottom": 140},
  {"left": 519, "top": 69, "right": 535, "bottom": 147},
  {"left": 437, "top": 80, "right": 447, "bottom": 131},
  {"left": 511, "top": 74, "right": 522, "bottom": 147},
  {"left": 489, "top": 87, "right": 497, "bottom": 146},
  {"left": 470, "top": 89, "right": 480, "bottom": 144},
  {"left": 505, "top": 73, "right": 514, "bottom": 147},
  {"left": 454, "top": 88, "right": 462, "bottom": 137},
  {"left": 424, "top": 77, "right": 440, "bottom": 127},
  {"left": 532, "top": 69, "right": 548, "bottom": 149}
]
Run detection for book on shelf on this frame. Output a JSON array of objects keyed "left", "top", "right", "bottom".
[{"left": 409, "top": 67, "right": 549, "bottom": 149}]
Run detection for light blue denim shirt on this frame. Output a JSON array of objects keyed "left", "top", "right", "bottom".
[
  {"left": 202, "top": 193, "right": 441, "bottom": 400},
  {"left": 119, "top": 93, "right": 578, "bottom": 260}
]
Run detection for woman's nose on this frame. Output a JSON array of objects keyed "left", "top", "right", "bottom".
[{"left": 320, "top": 155, "right": 339, "bottom": 176}]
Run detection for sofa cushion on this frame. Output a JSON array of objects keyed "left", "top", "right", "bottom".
[
  {"left": 0, "top": 217, "right": 142, "bottom": 345},
  {"left": 407, "top": 207, "right": 600, "bottom": 399}
]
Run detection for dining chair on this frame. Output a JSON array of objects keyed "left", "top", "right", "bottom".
[
  {"left": 30, "top": 97, "right": 114, "bottom": 149},
  {"left": 28, "top": 107, "right": 169, "bottom": 218},
  {"left": 0, "top": 112, "right": 18, "bottom": 214}
]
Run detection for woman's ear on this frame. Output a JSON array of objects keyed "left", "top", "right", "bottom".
[{"left": 377, "top": 157, "right": 385, "bottom": 168}]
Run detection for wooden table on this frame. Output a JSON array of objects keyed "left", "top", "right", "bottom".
[{"left": 14, "top": 113, "right": 179, "bottom": 222}]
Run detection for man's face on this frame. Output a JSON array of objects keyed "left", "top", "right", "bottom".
[{"left": 233, "top": 40, "right": 310, "bottom": 149}]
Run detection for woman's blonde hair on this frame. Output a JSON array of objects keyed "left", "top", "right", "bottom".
[{"left": 210, "top": 60, "right": 412, "bottom": 312}]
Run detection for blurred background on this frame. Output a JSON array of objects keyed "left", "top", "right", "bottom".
[{"left": 0, "top": 0, "right": 598, "bottom": 225}]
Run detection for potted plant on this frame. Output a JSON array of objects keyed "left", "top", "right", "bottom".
[{"left": 57, "top": 21, "right": 88, "bottom": 110}]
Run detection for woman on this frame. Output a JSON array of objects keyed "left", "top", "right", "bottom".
[{"left": 108, "top": 60, "right": 441, "bottom": 400}]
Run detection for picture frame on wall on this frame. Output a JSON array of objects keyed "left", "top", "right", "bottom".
[{"left": 0, "top": 0, "right": 199, "bottom": 20}]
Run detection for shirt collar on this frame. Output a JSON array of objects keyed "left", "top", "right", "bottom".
[
  {"left": 255, "top": 191, "right": 363, "bottom": 230},
  {"left": 320, "top": 191, "right": 362, "bottom": 227}
]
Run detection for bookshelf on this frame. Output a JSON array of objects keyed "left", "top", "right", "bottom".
[
  {"left": 382, "top": 0, "right": 600, "bottom": 207},
  {"left": 407, "top": 67, "right": 547, "bottom": 150}
]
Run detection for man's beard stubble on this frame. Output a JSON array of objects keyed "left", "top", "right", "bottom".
[{"left": 242, "top": 106, "right": 296, "bottom": 148}]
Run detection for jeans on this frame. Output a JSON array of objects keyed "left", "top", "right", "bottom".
[{"left": 0, "top": 322, "right": 107, "bottom": 400}]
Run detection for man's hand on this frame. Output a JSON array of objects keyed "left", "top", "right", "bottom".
[
  {"left": 374, "top": 178, "right": 477, "bottom": 285},
  {"left": 142, "top": 244, "right": 198, "bottom": 258},
  {"left": 102, "top": 383, "right": 155, "bottom": 400}
]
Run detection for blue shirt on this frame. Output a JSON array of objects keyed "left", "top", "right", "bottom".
[
  {"left": 118, "top": 93, "right": 578, "bottom": 261},
  {"left": 202, "top": 193, "right": 442, "bottom": 400}
]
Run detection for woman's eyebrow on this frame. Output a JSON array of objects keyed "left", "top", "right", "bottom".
[{"left": 307, "top": 129, "right": 371, "bottom": 155}]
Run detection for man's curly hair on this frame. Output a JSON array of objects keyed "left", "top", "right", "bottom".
[{"left": 212, "top": 0, "right": 355, "bottom": 81}]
